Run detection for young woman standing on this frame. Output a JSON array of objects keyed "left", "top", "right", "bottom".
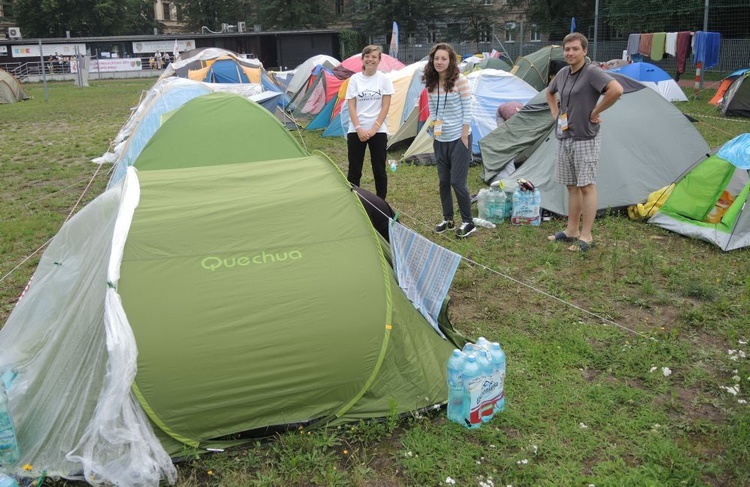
[
  {"left": 346, "top": 45, "right": 395, "bottom": 199},
  {"left": 423, "top": 43, "right": 475, "bottom": 238}
]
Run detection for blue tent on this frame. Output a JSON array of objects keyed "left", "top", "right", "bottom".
[
  {"left": 204, "top": 59, "right": 251, "bottom": 83},
  {"left": 610, "top": 62, "right": 687, "bottom": 102}
]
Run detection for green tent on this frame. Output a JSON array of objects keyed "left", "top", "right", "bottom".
[
  {"left": 0, "top": 93, "right": 466, "bottom": 485},
  {"left": 510, "top": 45, "right": 566, "bottom": 91},
  {"left": 649, "top": 134, "right": 750, "bottom": 251},
  {"left": 0, "top": 68, "right": 29, "bottom": 104}
]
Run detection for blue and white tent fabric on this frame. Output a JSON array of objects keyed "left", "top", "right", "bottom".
[
  {"left": 610, "top": 62, "right": 687, "bottom": 102},
  {"left": 389, "top": 221, "right": 462, "bottom": 339}
]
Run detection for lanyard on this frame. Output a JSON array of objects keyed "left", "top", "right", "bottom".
[
  {"left": 560, "top": 64, "right": 585, "bottom": 111},
  {"left": 434, "top": 84, "right": 449, "bottom": 120}
]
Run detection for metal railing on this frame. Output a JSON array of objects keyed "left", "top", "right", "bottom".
[{"left": 0, "top": 57, "right": 167, "bottom": 82}]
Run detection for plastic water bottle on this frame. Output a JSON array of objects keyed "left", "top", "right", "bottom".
[
  {"left": 388, "top": 159, "right": 398, "bottom": 172},
  {"left": 487, "top": 181, "right": 506, "bottom": 224},
  {"left": 472, "top": 217, "right": 496, "bottom": 229},
  {"left": 0, "top": 474, "right": 19, "bottom": 487},
  {"left": 461, "top": 354, "right": 482, "bottom": 429},
  {"left": 0, "top": 376, "right": 20, "bottom": 467},
  {"left": 491, "top": 342, "right": 507, "bottom": 413},
  {"left": 476, "top": 189, "right": 490, "bottom": 221},
  {"left": 446, "top": 350, "right": 465, "bottom": 424}
]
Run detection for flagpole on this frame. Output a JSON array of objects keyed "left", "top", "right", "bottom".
[{"left": 593, "top": 0, "right": 599, "bottom": 62}]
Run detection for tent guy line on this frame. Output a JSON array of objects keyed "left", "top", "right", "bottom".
[{"left": 396, "top": 208, "right": 656, "bottom": 341}]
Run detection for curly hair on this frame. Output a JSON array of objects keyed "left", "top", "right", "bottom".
[{"left": 422, "top": 42, "right": 460, "bottom": 93}]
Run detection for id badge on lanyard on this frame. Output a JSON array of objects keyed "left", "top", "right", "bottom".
[
  {"left": 556, "top": 112, "right": 569, "bottom": 137},
  {"left": 433, "top": 119, "right": 443, "bottom": 137}
]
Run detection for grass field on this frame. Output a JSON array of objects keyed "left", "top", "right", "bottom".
[{"left": 1, "top": 78, "right": 750, "bottom": 487}]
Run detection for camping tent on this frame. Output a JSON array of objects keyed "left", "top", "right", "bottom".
[
  {"left": 0, "top": 68, "right": 29, "bottom": 104},
  {"left": 511, "top": 45, "right": 566, "bottom": 91},
  {"left": 285, "top": 54, "right": 340, "bottom": 96},
  {"left": 476, "top": 57, "right": 513, "bottom": 72},
  {"left": 609, "top": 62, "right": 687, "bottom": 102},
  {"left": 340, "top": 52, "right": 405, "bottom": 73},
  {"left": 480, "top": 74, "right": 711, "bottom": 215},
  {"left": 714, "top": 69, "right": 750, "bottom": 117},
  {"left": 402, "top": 69, "right": 537, "bottom": 164},
  {"left": 649, "top": 133, "right": 750, "bottom": 251},
  {"left": 0, "top": 92, "right": 466, "bottom": 485},
  {"left": 92, "top": 77, "right": 266, "bottom": 180}
]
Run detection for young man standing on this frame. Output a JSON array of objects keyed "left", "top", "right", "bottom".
[{"left": 546, "top": 32, "right": 623, "bottom": 251}]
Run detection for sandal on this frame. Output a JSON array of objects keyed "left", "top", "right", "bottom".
[
  {"left": 568, "top": 240, "right": 595, "bottom": 252},
  {"left": 548, "top": 231, "right": 578, "bottom": 242}
]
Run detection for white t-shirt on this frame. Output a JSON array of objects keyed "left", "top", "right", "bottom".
[{"left": 345, "top": 71, "right": 395, "bottom": 134}]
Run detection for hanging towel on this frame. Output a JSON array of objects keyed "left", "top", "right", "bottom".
[
  {"left": 627, "top": 33, "right": 641, "bottom": 56},
  {"left": 651, "top": 32, "right": 666, "bottom": 61},
  {"left": 676, "top": 31, "right": 692, "bottom": 75},
  {"left": 665, "top": 32, "right": 678, "bottom": 56},
  {"left": 694, "top": 31, "right": 721, "bottom": 69},
  {"left": 389, "top": 221, "right": 462, "bottom": 339},
  {"left": 639, "top": 33, "right": 653, "bottom": 57}
]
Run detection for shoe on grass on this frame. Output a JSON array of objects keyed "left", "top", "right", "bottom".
[
  {"left": 456, "top": 221, "right": 476, "bottom": 238},
  {"left": 434, "top": 220, "right": 455, "bottom": 234}
]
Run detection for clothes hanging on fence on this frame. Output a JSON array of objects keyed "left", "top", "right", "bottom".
[
  {"left": 627, "top": 33, "right": 641, "bottom": 57},
  {"left": 639, "top": 33, "right": 653, "bottom": 56},
  {"left": 650, "top": 32, "right": 666, "bottom": 61},
  {"left": 665, "top": 32, "right": 678, "bottom": 56},
  {"left": 693, "top": 31, "right": 721, "bottom": 69},
  {"left": 676, "top": 31, "right": 693, "bottom": 75}
]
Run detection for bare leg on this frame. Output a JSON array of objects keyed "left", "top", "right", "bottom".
[
  {"left": 579, "top": 184, "right": 597, "bottom": 243},
  {"left": 566, "top": 185, "right": 583, "bottom": 238}
]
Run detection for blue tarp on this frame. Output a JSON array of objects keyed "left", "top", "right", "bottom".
[{"left": 717, "top": 133, "right": 750, "bottom": 169}]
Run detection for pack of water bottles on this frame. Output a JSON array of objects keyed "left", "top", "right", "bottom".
[
  {"left": 511, "top": 179, "right": 541, "bottom": 226},
  {"left": 476, "top": 181, "right": 507, "bottom": 224},
  {"left": 446, "top": 337, "right": 506, "bottom": 429}
]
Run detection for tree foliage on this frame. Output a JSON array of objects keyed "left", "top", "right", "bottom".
[
  {"left": 172, "top": 0, "right": 248, "bottom": 31},
  {"left": 443, "top": 0, "right": 505, "bottom": 47},
  {"left": 14, "top": 0, "right": 156, "bottom": 37},
  {"left": 256, "top": 0, "right": 332, "bottom": 30}
]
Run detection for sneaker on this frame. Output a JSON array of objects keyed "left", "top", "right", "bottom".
[
  {"left": 434, "top": 220, "right": 455, "bottom": 234},
  {"left": 456, "top": 221, "right": 476, "bottom": 238}
]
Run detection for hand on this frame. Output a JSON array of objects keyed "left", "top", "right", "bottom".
[
  {"left": 357, "top": 127, "right": 368, "bottom": 142},
  {"left": 461, "top": 134, "right": 470, "bottom": 149},
  {"left": 590, "top": 112, "right": 601, "bottom": 124}
]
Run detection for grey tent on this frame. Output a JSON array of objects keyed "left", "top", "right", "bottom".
[
  {"left": 479, "top": 73, "right": 711, "bottom": 216},
  {"left": 719, "top": 69, "right": 750, "bottom": 117}
]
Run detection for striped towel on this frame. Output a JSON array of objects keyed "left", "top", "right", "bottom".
[{"left": 389, "top": 221, "right": 462, "bottom": 339}]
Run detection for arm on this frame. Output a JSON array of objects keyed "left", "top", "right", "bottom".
[
  {"left": 590, "top": 79, "right": 624, "bottom": 123},
  {"left": 458, "top": 75, "right": 472, "bottom": 148},
  {"left": 348, "top": 98, "right": 367, "bottom": 142},
  {"left": 368, "top": 94, "right": 392, "bottom": 138},
  {"left": 546, "top": 90, "right": 559, "bottom": 120}
]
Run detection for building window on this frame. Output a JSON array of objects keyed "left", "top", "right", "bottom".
[
  {"left": 505, "top": 28, "right": 515, "bottom": 43},
  {"left": 612, "top": 29, "right": 624, "bottom": 40},
  {"left": 483, "top": 0, "right": 493, "bottom": 4},
  {"left": 1, "top": 1, "right": 13, "bottom": 17},
  {"left": 162, "top": 2, "right": 172, "bottom": 20},
  {"left": 335, "top": 0, "right": 344, "bottom": 15},
  {"left": 530, "top": 24, "right": 541, "bottom": 42},
  {"left": 479, "top": 26, "right": 491, "bottom": 43}
]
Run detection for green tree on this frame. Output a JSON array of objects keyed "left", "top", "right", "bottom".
[
  {"left": 602, "top": 0, "right": 703, "bottom": 33},
  {"left": 172, "top": 0, "right": 248, "bottom": 32},
  {"left": 508, "top": 0, "right": 595, "bottom": 40},
  {"left": 443, "top": 0, "right": 505, "bottom": 49},
  {"left": 350, "top": 0, "right": 449, "bottom": 45},
  {"left": 14, "top": 0, "right": 155, "bottom": 37},
  {"left": 256, "top": 0, "right": 332, "bottom": 29}
]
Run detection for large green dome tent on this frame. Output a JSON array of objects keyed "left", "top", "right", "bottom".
[{"left": 0, "top": 92, "right": 466, "bottom": 486}]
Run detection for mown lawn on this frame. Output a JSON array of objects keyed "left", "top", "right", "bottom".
[{"left": 1, "top": 78, "right": 749, "bottom": 487}]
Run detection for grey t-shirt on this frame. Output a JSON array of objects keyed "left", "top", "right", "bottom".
[{"left": 548, "top": 63, "right": 614, "bottom": 140}]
